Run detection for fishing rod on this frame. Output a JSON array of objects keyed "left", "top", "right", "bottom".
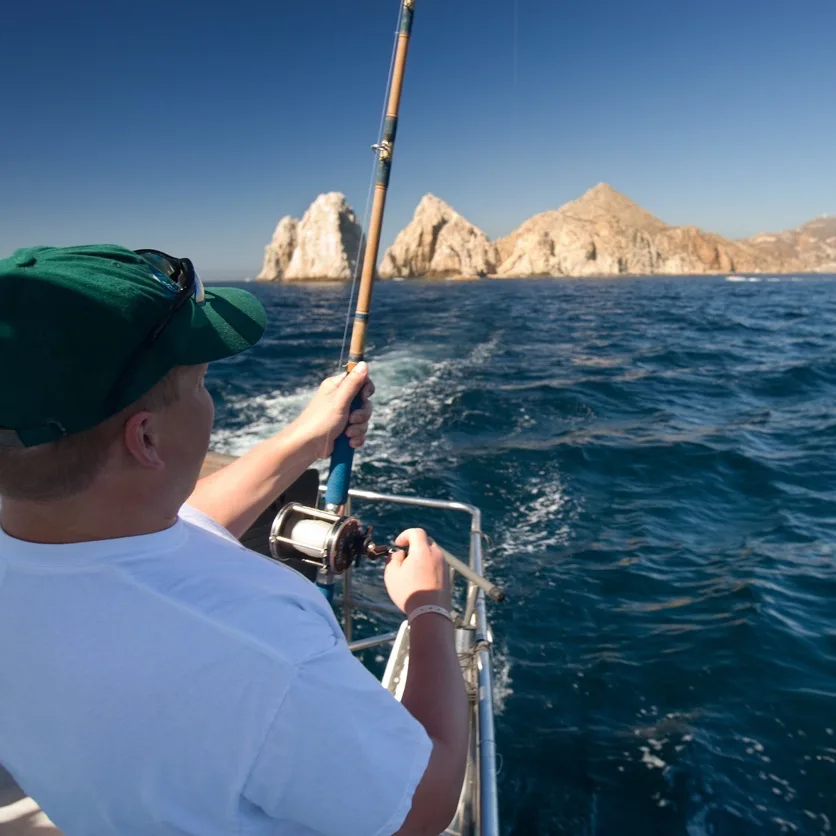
[
  {"left": 267, "top": 0, "right": 506, "bottom": 605},
  {"left": 324, "top": 0, "right": 416, "bottom": 517},
  {"left": 267, "top": 0, "right": 416, "bottom": 598}
]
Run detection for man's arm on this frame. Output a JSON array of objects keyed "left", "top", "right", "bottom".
[
  {"left": 187, "top": 423, "right": 319, "bottom": 539},
  {"left": 395, "top": 614, "right": 469, "bottom": 835},
  {"left": 386, "top": 531, "right": 470, "bottom": 836},
  {"left": 188, "top": 364, "right": 373, "bottom": 539}
]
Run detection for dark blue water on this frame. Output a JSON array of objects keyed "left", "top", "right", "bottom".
[{"left": 207, "top": 276, "right": 836, "bottom": 836}]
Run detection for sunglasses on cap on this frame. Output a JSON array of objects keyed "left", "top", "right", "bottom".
[
  {"left": 137, "top": 249, "right": 206, "bottom": 309},
  {"left": 106, "top": 249, "right": 206, "bottom": 406}
]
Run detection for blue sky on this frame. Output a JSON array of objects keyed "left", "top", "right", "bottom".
[{"left": 1, "top": 0, "right": 834, "bottom": 273}]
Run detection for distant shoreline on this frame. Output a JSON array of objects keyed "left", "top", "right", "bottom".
[{"left": 236, "top": 270, "right": 836, "bottom": 286}]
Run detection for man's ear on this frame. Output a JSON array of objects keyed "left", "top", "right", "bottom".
[{"left": 123, "top": 411, "right": 165, "bottom": 470}]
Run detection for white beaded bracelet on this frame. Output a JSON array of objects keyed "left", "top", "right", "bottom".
[{"left": 407, "top": 604, "right": 454, "bottom": 625}]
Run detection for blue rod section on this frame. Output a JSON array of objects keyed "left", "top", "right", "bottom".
[{"left": 324, "top": 394, "right": 363, "bottom": 507}]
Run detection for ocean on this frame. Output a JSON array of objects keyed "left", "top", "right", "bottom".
[{"left": 207, "top": 275, "right": 836, "bottom": 835}]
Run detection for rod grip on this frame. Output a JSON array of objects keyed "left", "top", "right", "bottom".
[{"left": 324, "top": 394, "right": 363, "bottom": 507}]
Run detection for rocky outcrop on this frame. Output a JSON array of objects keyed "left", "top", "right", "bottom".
[
  {"left": 495, "top": 183, "right": 778, "bottom": 277},
  {"left": 745, "top": 216, "right": 836, "bottom": 273},
  {"left": 259, "top": 186, "right": 833, "bottom": 282},
  {"left": 379, "top": 195, "right": 497, "bottom": 278},
  {"left": 258, "top": 193, "right": 363, "bottom": 281},
  {"left": 257, "top": 216, "right": 298, "bottom": 281}
]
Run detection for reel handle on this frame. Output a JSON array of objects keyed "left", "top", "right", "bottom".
[
  {"left": 440, "top": 548, "right": 506, "bottom": 603},
  {"left": 325, "top": 393, "right": 363, "bottom": 508}
]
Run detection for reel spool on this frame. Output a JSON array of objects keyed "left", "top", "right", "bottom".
[{"left": 269, "top": 503, "right": 386, "bottom": 575}]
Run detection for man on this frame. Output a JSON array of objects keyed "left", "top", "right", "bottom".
[{"left": 0, "top": 245, "right": 468, "bottom": 835}]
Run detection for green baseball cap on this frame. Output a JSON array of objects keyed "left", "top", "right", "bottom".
[{"left": 0, "top": 244, "right": 266, "bottom": 447}]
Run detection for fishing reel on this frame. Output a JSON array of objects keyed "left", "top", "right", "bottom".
[{"left": 269, "top": 503, "right": 391, "bottom": 576}]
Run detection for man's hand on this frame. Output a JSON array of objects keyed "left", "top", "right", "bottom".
[
  {"left": 188, "top": 363, "right": 373, "bottom": 537},
  {"left": 384, "top": 529, "right": 452, "bottom": 615},
  {"left": 292, "top": 362, "right": 375, "bottom": 459}
]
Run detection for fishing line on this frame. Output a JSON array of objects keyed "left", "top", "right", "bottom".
[
  {"left": 509, "top": 0, "right": 520, "bottom": 196},
  {"left": 338, "top": 2, "right": 405, "bottom": 372},
  {"left": 513, "top": 0, "right": 519, "bottom": 95}
]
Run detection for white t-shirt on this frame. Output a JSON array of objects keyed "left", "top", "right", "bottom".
[{"left": 0, "top": 504, "right": 431, "bottom": 835}]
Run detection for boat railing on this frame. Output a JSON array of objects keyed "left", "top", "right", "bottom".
[{"left": 318, "top": 486, "right": 500, "bottom": 836}]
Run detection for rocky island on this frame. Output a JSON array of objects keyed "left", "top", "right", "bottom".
[
  {"left": 257, "top": 185, "right": 835, "bottom": 281},
  {"left": 378, "top": 194, "right": 497, "bottom": 279},
  {"left": 257, "top": 192, "right": 363, "bottom": 282}
]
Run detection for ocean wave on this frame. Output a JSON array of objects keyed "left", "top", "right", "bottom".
[{"left": 208, "top": 276, "right": 836, "bottom": 835}]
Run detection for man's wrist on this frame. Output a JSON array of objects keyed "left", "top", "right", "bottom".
[
  {"left": 406, "top": 604, "right": 456, "bottom": 644},
  {"left": 408, "top": 604, "right": 453, "bottom": 626},
  {"left": 403, "top": 589, "right": 453, "bottom": 617}
]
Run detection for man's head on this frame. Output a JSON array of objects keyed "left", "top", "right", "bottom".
[{"left": 0, "top": 245, "right": 265, "bottom": 521}]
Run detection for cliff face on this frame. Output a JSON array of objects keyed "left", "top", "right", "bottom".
[
  {"left": 379, "top": 195, "right": 497, "bottom": 278},
  {"left": 257, "top": 216, "right": 297, "bottom": 281},
  {"left": 257, "top": 193, "right": 363, "bottom": 281},
  {"left": 745, "top": 216, "right": 836, "bottom": 273},
  {"left": 494, "top": 184, "right": 780, "bottom": 277}
]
